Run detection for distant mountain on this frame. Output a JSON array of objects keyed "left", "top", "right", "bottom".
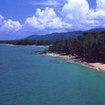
[
  {"left": 25, "top": 31, "right": 83, "bottom": 40},
  {"left": 87, "top": 28, "right": 105, "bottom": 32},
  {"left": 25, "top": 28, "right": 105, "bottom": 40}
]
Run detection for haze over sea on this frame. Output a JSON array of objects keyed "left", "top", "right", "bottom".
[{"left": 1, "top": 44, "right": 105, "bottom": 105}]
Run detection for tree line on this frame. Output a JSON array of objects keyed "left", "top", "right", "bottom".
[
  {"left": 0, "top": 40, "right": 53, "bottom": 46},
  {"left": 49, "top": 31, "right": 105, "bottom": 63},
  {"left": 1, "top": 31, "right": 105, "bottom": 63}
]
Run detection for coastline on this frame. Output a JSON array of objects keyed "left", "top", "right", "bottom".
[
  {"left": 1, "top": 43, "right": 105, "bottom": 72},
  {"left": 45, "top": 53, "right": 105, "bottom": 72},
  {"left": 0, "top": 43, "right": 49, "bottom": 47}
]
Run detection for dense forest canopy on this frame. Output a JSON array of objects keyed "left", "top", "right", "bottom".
[
  {"left": 0, "top": 40, "right": 53, "bottom": 46},
  {"left": 0, "top": 31, "right": 105, "bottom": 63},
  {"left": 49, "top": 31, "right": 105, "bottom": 63}
]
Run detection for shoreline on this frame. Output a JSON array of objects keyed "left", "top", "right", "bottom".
[
  {"left": 45, "top": 53, "right": 105, "bottom": 72},
  {"left": 1, "top": 44, "right": 105, "bottom": 72},
  {"left": 0, "top": 43, "right": 49, "bottom": 47}
]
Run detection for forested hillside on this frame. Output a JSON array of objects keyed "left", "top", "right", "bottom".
[
  {"left": 1, "top": 30, "right": 105, "bottom": 63},
  {"left": 25, "top": 28, "right": 105, "bottom": 40},
  {"left": 49, "top": 31, "right": 105, "bottom": 63},
  {"left": 25, "top": 31, "right": 83, "bottom": 40}
]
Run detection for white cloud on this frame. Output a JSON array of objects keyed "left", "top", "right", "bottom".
[
  {"left": 96, "top": 0, "right": 105, "bottom": 10},
  {"left": 61, "top": 0, "right": 105, "bottom": 30},
  {"left": 30, "top": 0, "right": 60, "bottom": 6},
  {"left": 1, "top": 19, "right": 22, "bottom": 32},
  {"left": 62, "top": 0, "right": 90, "bottom": 19},
  {"left": 0, "top": 15, "right": 4, "bottom": 20},
  {"left": 0, "top": 15, "right": 22, "bottom": 32},
  {"left": 23, "top": 7, "right": 72, "bottom": 34},
  {"left": 62, "top": 0, "right": 91, "bottom": 30},
  {"left": 87, "top": 0, "right": 105, "bottom": 28},
  {"left": 0, "top": 16, "right": 22, "bottom": 40},
  {"left": 1, "top": 0, "right": 105, "bottom": 39},
  {"left": 25, "top": 16, "right": 44, "bottom": 30},
  {"left": 0, "top": 15, "right": 4, "bottom": 26}
]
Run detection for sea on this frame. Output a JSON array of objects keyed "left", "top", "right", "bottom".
[{"left": 0, "top": 44, "right": 105, "bottom": 105}]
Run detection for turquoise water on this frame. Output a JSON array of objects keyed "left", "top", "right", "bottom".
[{"left": 0, "top": 44, "right": 105, "bottom": 105}]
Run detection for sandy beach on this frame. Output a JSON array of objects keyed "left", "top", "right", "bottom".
[
  {"left": 45, "top": 53, "right": 105, "bottom": 72},
  {"left": 2, "top": 43, "right": 105, "bottom": 71}
]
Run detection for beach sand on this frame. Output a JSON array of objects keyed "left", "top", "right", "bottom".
[{"left": 45, "top": 53, "right": 105, "bottom": 72}]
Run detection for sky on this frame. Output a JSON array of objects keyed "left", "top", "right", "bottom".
[{"left": 0, "top": 0, "right": 105, "bottom": 40}]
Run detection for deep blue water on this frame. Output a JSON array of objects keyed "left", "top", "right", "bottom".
[{"left": 0, "top": 44, "right": 105, "bottom": 105}]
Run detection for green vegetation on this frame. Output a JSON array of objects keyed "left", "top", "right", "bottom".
[
  {"left": 0, "top": 40, "right": 53, "bottom": 46},
  {"left": 49, "top": 31, "right": 105, "bottom": 63},
  {"left": 1, "top": 30, "right": 105, "bottom": 63},
  {"left": 26, "top": 31, "right": 83, "bottom": 40},
  {"left": 25, "top": 28, "right": 105, "bottom": 40}
]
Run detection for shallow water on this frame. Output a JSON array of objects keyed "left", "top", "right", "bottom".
[{"left": 0, "top": 44, "right": 105, "bottom": 105}]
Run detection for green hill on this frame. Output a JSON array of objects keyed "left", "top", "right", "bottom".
[
  {"left": 25, "top": 28, "right": 105, "bottom": 40},
  {"left": 25, "top": 31, "right": 83, "bottom": 40}
]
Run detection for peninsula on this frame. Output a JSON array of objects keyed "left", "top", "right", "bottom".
[{"left": 0, "top": 31, "right": 105, "bottom": 72}]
